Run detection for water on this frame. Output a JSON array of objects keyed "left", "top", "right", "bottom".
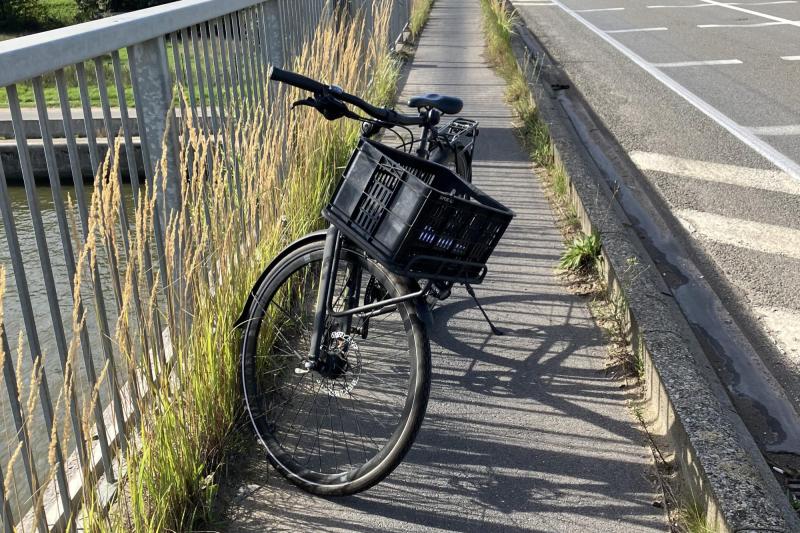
[{"left": 0, "top": 183, "right": 136, "bottom": 522}]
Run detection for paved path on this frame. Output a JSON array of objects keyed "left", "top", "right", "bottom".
[{"left": 218, "top": 1, "right": 666, "bottom": 531}]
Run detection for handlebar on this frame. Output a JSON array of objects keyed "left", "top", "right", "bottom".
[{"left": 270, "top": 67, "right": 425, "bottom": 127}]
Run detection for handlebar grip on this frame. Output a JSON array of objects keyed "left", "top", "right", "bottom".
[{"left": 269, "top": 67, "right": 327, "bottom": 94}]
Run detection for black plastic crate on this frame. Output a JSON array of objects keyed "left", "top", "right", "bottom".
[{"left": 323, "top": 139, "right": 514, "bottom": 283}]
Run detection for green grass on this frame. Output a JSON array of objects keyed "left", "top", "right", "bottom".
[
  {"left": 0, "top": 45, "right": 205, "bottom": 108},
  {"left": 559, "top": 232, "right": 602, "bottom": 273},
  {"left": 0, "top": 0, "right": 79, "bottom": 33},
  {"left": 409, "top": 0, "right": 434, "bottom": 39},
  {"left": 40, "top": 0, "right": 79, "bottom": 26}
]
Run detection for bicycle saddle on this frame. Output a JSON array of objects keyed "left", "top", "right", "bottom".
[{"left": 407, "top": 93, "right": 463, "bottom": 115}]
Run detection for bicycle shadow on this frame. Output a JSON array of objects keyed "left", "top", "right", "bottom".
[{"left": 216, "top": 287, "right": 663, "bottom": 533}]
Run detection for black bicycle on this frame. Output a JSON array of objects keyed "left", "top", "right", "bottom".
[{"left": 236, "top": 67, "right": 514, "bottom": 496}]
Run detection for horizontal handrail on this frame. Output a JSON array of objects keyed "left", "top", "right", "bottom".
[{"left": 0, "top": 0, "right": 267, "bottom": 88}]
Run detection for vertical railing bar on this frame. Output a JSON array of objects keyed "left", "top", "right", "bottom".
[
  {"left": 200, "top": 22, "right": 219, "bottom": 135},
  {"left": 207, "top": 16, "right": 238, "bottom": 239},
  {"left": 209, "top": 16, "right": 239, "bottom": 227},
  {"left": 245, "top": 8, "right": 264, "bottom": 109},
  {"left": 32, "top": 77, "right": 95, "bottom": 474},
  {"left": 209, "top": 19, "right": 229, "bottom": 134},
  {"left": 222, "top": 16, "right": 241, "bottom": 122},
  {"left": 191, "top": 22, "right": 216, "bottom": 237},
  {"left": 244, "top": 8, "right": 262, "bottom": 110},
  {"left": 225, "top": 13, "right": 247, "bottom": 226},
  {"left": 220, "top": 14, "right": 243, "bottom": 188},
  {"left": 293, "top": 0, "right": 302, "bottom": 57},
  {"left": 53, "top": 73, "right": 120, "bottom": 485},
  {"left": 190, "top": 25, "right": 210, "bottom": 133},
  {"left": 2, "top": 85, "right": 72, "bottom": 529},
  {"left": 126, "top": 42, "right": 176, "bottom": 375},
  {"left": 242, "top": 9, "right": 258, "bottom": 115},
  {"left": 180, "top": 28, "right": 200, "bottom": 132},
  {"left": 0, "top": 327, "right": 47, "bottom": 533},
  {"left": 249, "top": 6, "right": 266, "bottom": 109},
  {"left": 73, "top": 65, "right": 131, "bottom": 454},
  {"left": 227, "top": 13, "right": 250, "bottom": 115},
  {"left": 278, "top": 0, "right": 291, "bottom": 68},
  {"left": 111, "top": 53, "right": 142, "bottom": 195},
  {"left": 170, "top": 32, "right": 190, "bottom": 142},
  {"left": 231, "top": 11, "right": 248, "bottom": 116},
  {"left": 75, "top": 63, "right": 101, "bottom": 175},
  {"left": 109, "top": 52, "right": 167, "bottom": 398},
  {"left": 292, "top": 0, "right": 302, "bottom": 55},
  {"left": 257, "top": 3, "right": 272, "bottom": 69},
  {"left": 304, "top": 0, "right": 314, "bottom": 42},
  {"left": 303, "top": 0, "right": 311, "bottom": 39}
]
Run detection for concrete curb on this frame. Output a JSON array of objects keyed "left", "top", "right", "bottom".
[{"left": 506, "top": 15, "right": 800, "bottom": 533}]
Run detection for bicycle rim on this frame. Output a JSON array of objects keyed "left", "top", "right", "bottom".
[{"left": 241, "top": 241, "right": 430, "bottom": 494}]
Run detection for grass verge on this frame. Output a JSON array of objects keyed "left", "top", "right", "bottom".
[{"left": 409, "top": 0, "right": 434, "bottom": 39}]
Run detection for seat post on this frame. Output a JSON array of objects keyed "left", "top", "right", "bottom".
[{"left": 416, "top": 108, "right": 441, "bottom": 158}]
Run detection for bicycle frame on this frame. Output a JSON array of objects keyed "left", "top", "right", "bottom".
[{"left": 307, "top": 225, "right": 431, "bottom": 359}]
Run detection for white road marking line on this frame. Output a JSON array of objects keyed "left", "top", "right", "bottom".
[
  {"left": 781, "top": 55, "right": 800, "bottom": 60},
  {"left": 649, "top": 3, "right": 715, "bottom": 7},
  {"left": 698, "top": 20, "right": 790, "bottom": 27},
  {"left": 648, "top": 1, "right": 796, "bottom": 7},
  {"left": 695, "top": 0, "right": 800, "bottom": 27},
  {"left": 630, "top": 151, "right": 800, "bottom": 194},
  {"left": 734, "top": 1, "right": 797, "bottom": 4},
  {"left": 574, "top": 7, "right": 626, "bottom": 11},
  {"left": 750, "top": 125, "right": 800, "bottom": 135},
  {"left": 677, "top": 209, "right": 800, "bottom": 260},
  {"left": 536, "top": 0, "right": 800, "bottom": 181},
  {"left": 606, "top": 27, "right": 669, "bottom": 32},
  {"left": 652, "top": 59, "right": 743, "bottom": 66}
]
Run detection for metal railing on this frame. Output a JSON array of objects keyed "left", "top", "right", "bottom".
[{"left": 0, "top": 0, "right": 412, "bottom": 530}]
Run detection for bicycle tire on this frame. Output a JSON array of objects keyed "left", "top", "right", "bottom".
[{"left": 241, "top": 238, "right": 431, "bottom": 496}]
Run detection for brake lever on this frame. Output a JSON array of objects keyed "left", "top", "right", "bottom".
[{"left": 291, "top": 96, "right": 318, "bottom": 110}]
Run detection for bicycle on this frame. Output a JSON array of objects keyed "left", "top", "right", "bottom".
[{"left": 236, "top": 67, "right": 514, "bottom": 496}]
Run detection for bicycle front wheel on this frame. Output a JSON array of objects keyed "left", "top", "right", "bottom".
[{"left": 241, "top": 238, "right": 431, "bottom": 496}]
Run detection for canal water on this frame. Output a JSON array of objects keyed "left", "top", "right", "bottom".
[{"left": 1, "top": 183, "right": 136, "bottom": 521}]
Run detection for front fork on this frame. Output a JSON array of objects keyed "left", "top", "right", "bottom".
[
  {"left": 307, "top": 225, "right": 430, "bottom": 363},
  {"left": 308, "top": 226, "right": 341, "bottom": 360}
]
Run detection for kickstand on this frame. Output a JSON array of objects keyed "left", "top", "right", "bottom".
[{"left": 464, "top": 283, "right": 504, "bottom": 336}]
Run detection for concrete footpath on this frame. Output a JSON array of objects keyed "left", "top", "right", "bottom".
[{"left": 217, "top": 1, "right": 667, "bottom": 530}]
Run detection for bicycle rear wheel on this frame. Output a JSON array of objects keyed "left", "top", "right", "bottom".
[{"left": 241, "top": 238, "right": 431, "bottom": 495}]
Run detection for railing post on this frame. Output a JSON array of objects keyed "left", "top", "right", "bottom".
[
  {"left": 263, "top": 0, "right": 285, "bottom": 68},
  {"left": 129, "top": 36, "right": 181, "bottom": 220}
]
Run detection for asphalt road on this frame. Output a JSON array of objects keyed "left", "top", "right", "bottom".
[
  {"left": 217, "top": 1, "right": 666, "bottom": 530},
  {"left": 512, "top": 0, "right": 800, "bottom": 406}
]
